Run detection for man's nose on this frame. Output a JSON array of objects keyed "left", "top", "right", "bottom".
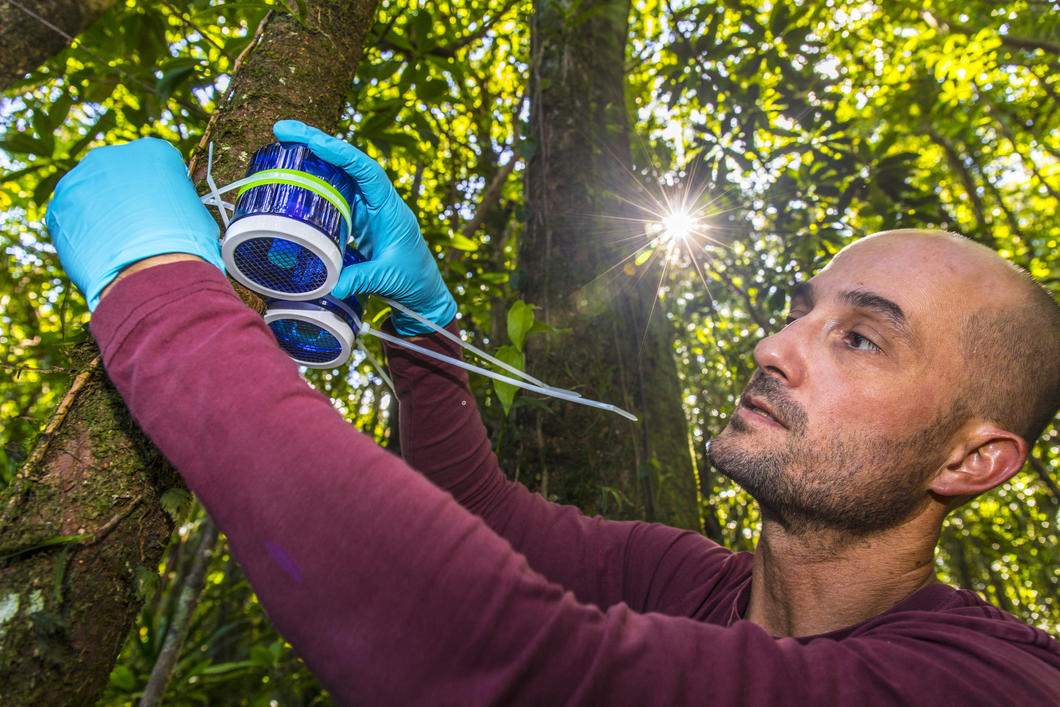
[{"left": 752, "top": 319, "right": 807, "bottom": 387}]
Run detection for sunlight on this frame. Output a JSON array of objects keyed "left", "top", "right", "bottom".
[{"left": 660, "top": 209, "right": 698, "bottom": 243}]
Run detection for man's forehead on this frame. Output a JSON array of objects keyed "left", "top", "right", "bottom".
[
  {"left": 797, "top": 238, "right": 958, "bottom": 325},
  {"left": 822, "top": 230, "right": 1003, "bottom": 285},
  {"left": 798, "top": 231, "right": 1011, "bottom": 338}
]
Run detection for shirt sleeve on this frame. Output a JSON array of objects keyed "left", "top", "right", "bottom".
[
  {"left": 381, "top": 319, "right": 740, "bottom": 617},
  {"left": 89, "top": 261, "right": 1060, "bottom": 706}
]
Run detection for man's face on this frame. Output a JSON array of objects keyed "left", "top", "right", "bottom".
[{"left": 708, "top": 233, "right": 985, "bottom": 536}]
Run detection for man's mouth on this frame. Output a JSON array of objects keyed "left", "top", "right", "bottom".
[
  {"left": 740, "top": 396, "right": 787, "bottom": 429},
  {"left": 728, "top": 370, "right": 807, "bottom": 434}
]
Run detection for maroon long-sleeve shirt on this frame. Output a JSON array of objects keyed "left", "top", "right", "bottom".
[{"left": 91, "top": 261, "right": 1060, "bottom": 705}]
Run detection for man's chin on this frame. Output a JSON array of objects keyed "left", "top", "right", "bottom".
[
  {"left": 707, "top": 416, "right": 752, "bottom": 455},
  {"left": 707, "top": 423, "right": 783, "bottom": 487},
  {"left": 706, "top": 426, "right": 745, "bottom": 475}
]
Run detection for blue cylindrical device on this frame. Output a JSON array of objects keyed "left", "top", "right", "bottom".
[
  {"left": 221, "top": 142, "right": 358, "bottom": 300},
  {"left": 264, "top": 248, "right": 367, "bottom": 368}
]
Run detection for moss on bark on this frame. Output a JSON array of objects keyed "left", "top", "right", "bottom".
[
  {"left": 0, "top": 2, "right": 378, "bottom": 702},
  {"left": 0, "top": 336, "right": 179, "bottom": 705}
]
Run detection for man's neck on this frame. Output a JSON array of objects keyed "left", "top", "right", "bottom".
[{"left": 743, "top": 514, "right": 941, "bottom": 637}]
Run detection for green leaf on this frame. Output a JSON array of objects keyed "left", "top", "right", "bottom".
[
  {"left": 31, "top": 111, "right": 55, "bottom": 157},
  {"left": 448, "top": 233, "right": 479, "bottom": 251},
  {"left": 109, "top": 664, "right": 137, "bottom": 692},
  {"left": 33, "top": 171, "right": 63, "bottom": 207},
  {"left": 528, "top": 319, "right": 557, "bottom": 336},
  {"left": 418, "top": 77, "right": 448, "bottom": 103},
  {"left": 160, "top": 487, "right": 193, "bottom": 522},
  {"left": 250, "top": 643, "right": 278, "bottom": 667},
  {"left": 507, "top": 300, "right": 535, "bottom": 351},
  {"left": 516, "top": 136, "right": 537, "bottom": 161},
  {"left": 67, "top": 110, "right": 117, "bottom": 159},
  {"left": 81, "top": 75, "right": 119, "bottom": 103},
  {"left": 411, "top": 9, "right": 434, "bottom": 51},
  {"left": 47, "top": 93, "right": 75, "bottom": 129},
  {"left": 156, "top": 61, "right": 198, "bottom": 102},
  {"left": 491, "top": 345, "right": 524, "bottom": 416},
  {"left": 200, "top": 660, "right": 257, "bottom": 675},
  {"left": 0, "top": 132, "right": 50, "bottom": 156},
  {"left": 134, "top": 565, "right": 161, "bottom": 602},
  {"left": 770, "top": 0, "right": 790, "bottom": 36}
]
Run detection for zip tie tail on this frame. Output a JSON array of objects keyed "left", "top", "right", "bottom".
[{"left": 361, "top": 325, "right": 637, "bottom": 422}]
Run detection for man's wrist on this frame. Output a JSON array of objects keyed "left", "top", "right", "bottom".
[{"left": 98, "top": 253, "right": 206, "bottom": 304}]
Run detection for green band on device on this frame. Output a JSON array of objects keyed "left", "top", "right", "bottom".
[{"left": 237, "top": 168, "right": 353, "bottom": 234}]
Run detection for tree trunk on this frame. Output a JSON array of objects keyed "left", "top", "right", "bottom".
[
  {"left": 0, "top": 0, "right": 118, "bottom": 92},
  {"left": 516, "top": 0, "right": 700, "bottom": 529},
  {"left": 0, "top": 2, "right": 377, "bottom": 703}
]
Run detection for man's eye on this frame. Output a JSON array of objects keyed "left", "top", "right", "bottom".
[{"left": 847, "top": 331, "right": 881, "bottom": 352}]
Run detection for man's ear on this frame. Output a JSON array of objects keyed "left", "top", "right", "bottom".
[{"left": 929, "top": 423, "right": 1028, "bottom": 499}]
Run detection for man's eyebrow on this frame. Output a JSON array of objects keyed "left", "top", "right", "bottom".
[{"left": 841, "top": 289, "right": 916, "bottom": 342}]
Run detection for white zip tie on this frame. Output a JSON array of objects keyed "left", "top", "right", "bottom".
[
  {"left": 356, "top": 338, "right": 395, "bottom": 396},
  {"left": 199, "top": 167, "right": 353, "bottom": 234},
  {"left": 202, "top": 142, "right": 231, "bottom": 227},
  {"left": 198, "top": 148, "right": 276, "bottom": 216},
  {"left": 201, "top": 173, "right": 262, "bottom": 202},
  {"left": 380, "top": 297, "right": 582, "bottom": 398},
  {"left": 361, "top": 323, "right": 637, "bottom": 422}
]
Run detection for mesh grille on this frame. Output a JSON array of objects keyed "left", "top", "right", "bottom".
[
  {"left": 268, "top": 319, "right": 342, "bottom": 364},
  {"left": 232, "top": 237, "right": 328, "bottom": 294}
]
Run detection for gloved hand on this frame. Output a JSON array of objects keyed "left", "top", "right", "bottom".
[
  {"left": 272, "top": 120, "right": 457, "bottom": 336},
  {"left": 45, "top": 138, "right": 224, "bottom": 310}
]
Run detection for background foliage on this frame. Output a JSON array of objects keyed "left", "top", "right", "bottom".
[{"left": 1, "top": 0, "right": 1057, "bottom": 702}]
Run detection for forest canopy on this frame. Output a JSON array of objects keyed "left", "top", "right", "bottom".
[{"left": 1, "top": 0, "right": 1057, "bottom": 703}]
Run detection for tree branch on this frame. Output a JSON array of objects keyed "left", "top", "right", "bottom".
[
  {"left": 138, "top": 518, "right": 219, "bottom": 707},
  {"left": 461, "top": 89, "right": 527, "bottom": 239},
  {"left": 160, "top": 0, "right": 234, "bottom": 63},
  {"left": 925, "top": 128, "right": 989, "bottom": 236}
]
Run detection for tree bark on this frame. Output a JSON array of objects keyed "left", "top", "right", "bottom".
[
  {"left": 0, "top": 0, "right": 118, "bottom": 92},
  {"left": 517, "top": 0, "right": 700, "bottom": 529},
  {"left": 0, "top": 2, "right": 377, "bottom": 703}
]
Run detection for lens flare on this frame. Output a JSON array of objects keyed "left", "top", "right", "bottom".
[
  {"left": 660, "top": 210, "right": 697, "bottom": 243},
  {"left": 559, "top": 145, "right": 743, "bottom": 347}
]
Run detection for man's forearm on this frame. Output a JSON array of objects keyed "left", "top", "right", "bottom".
[{"left": 382, "top": 323, "right": 740, "bottom": 615}]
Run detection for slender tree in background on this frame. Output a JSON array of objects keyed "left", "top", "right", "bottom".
[
  {"left": 516, "top": 0, "right": 700, "bottom": 528},
  {"left": 0, "top": 1, "right": 376, "bottom": 702}
]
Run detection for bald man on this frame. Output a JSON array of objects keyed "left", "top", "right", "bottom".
[
  {"left": 708, "top": 230, "right": 1060, "bottom": 637},
  {"left": 48, "top": 135, "right": 1060, "bottom": 704}
]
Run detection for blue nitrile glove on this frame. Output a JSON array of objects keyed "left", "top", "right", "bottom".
[
  {"left": 45, "top": 138, "right": 224, "bottom": 310},
  {"left": 272, "top": 120, "right": 457, "bottom": 336}
]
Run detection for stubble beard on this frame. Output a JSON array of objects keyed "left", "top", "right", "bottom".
[{"left": 707, "top": 372, "right": 947, "bottom": 538}]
